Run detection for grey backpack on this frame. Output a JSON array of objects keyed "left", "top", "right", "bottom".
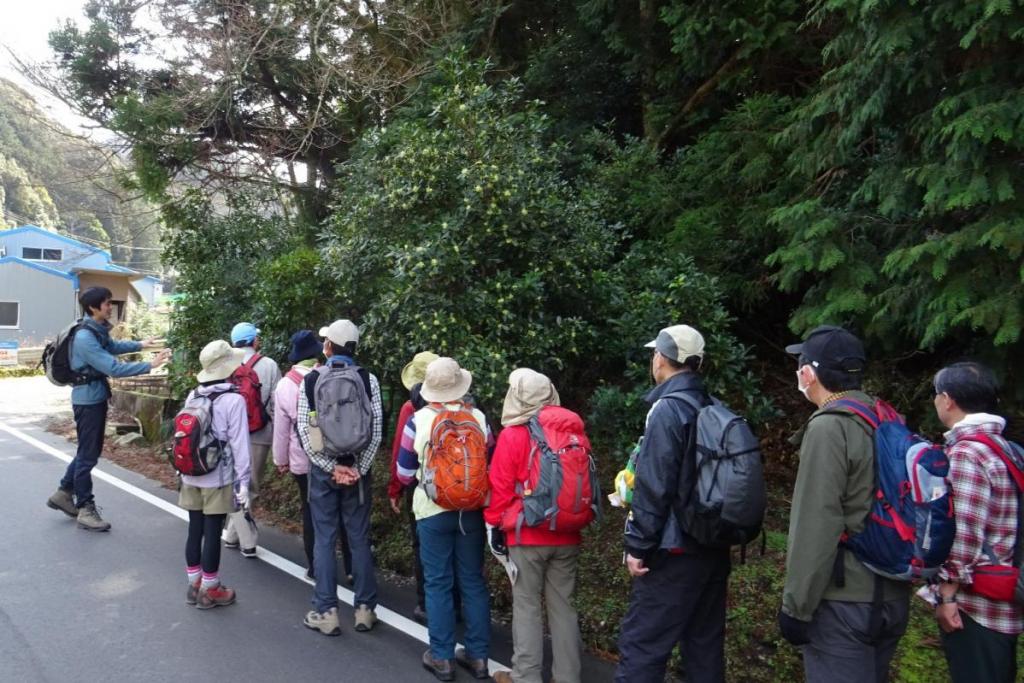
[
  {"left": 667, "top": 392, "right": 766, "bottom": 549},
  {"left": 312, "top": 364, "right": 373, "bottom": 456}
]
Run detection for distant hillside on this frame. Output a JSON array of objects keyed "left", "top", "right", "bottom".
[{"left": 0, "top": 78, "right": 160, "bottom": 274}]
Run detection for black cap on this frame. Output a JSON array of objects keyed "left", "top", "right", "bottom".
[{"left": 785, "top": 325, "right": 866, "bottom": 374}]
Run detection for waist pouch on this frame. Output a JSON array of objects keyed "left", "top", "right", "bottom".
[{"left": 966, "top": 564, "right": 1019, "bottom": 602}]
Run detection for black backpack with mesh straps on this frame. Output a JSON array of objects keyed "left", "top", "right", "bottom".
[{"left": 41, "top": 320, "right": 103, "bottom": 387}]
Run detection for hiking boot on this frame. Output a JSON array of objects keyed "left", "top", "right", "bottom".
[
  {"left": 185, "top": 579, "right": 200, "bottom": 606},
  {"left": 455, "top": 647, "right": 490, "bottom": 680},
  {"left": 354, "top": 604, "right": 377, "bottom": 632},
  {"left": 304, "top": 607, "right": 341, "bottom": 636},
  {"left": 47, "top": 488, "right": 77, "bottom": 517},
  {"left": 240, "top": 546, "right": 257, "bottom": 558},
  {"left": 422, "top": 650, "right": 455, "bottom": 682},
  {"left": 413, "top": 604, "right": 427, "bottom": 625},
  {"left": 76, "top": 503, "right": 111, "bottom": 532},
  {"left": 492, "top": 672, "right": 513, "bottom": 683},
  {"left": 196, "top": 584, "right": 236, "bottom": 609}
]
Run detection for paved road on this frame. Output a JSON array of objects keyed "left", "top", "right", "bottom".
[{"left": 0, "top": 378, "right": 616, "bottom": 682}]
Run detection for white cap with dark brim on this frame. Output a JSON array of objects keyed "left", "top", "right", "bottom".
[{"left": 644, "top": 324, "right": 705, "bottom": 363}]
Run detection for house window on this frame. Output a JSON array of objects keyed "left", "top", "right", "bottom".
[
  {"left": 111, "top": 300, "right": 126, "bottom": 322},
  {"left": 0, "top": 301, "right": 18, "bottom": 328},
  {"left": 21, "top": 247, "right": 62, "bottom": 261}
]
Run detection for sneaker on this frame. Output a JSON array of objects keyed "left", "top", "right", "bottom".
[
  {"left": 304, "top": 607, "right": 341, "bottom": 636},
  {"left": 413, "top": 604, "right": 428, "bottom": 625},
  {"left": 223, "top": 539, "right": 240, "bottom": 549},
  {"left": 196, "top": 584, "right": 236, "bottom": 609},
  {"left": 185, "top": 579, "right": 200, "bottom": 606},
  {"left": 455, "top": 647, "right": 489, "bottom": 680},
  {"left": 422, "top": 650, "right": 455, "bottom": 682},
  {"left": 47, "top": 488, "right": 77, "bottom": 517},
  {"left": 240, "top": 547, "right": 257, "bottom": 558},
  {"left": 76, "top": 503, "right": 111, "bottom": 532},
  {"left": 354, "top": 604, "right": 377, "bottom": 632}
]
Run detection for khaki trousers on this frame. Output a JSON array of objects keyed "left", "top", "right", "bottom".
[{"left": 509, "top": 544, "right": 582, "bottom": 683}]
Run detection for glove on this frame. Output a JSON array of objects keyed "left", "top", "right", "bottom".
[
  {"left": 778, "top": 610, "right": 812, "bottom": 646},
  {"left": 235, "top": 485, "right": 250, "bottom": 510},
  {"left": 489, "top": 527, "right": 508, "bottom": 557}
]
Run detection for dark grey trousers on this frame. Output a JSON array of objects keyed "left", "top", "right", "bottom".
[{"left": 802, "top": 597, "right": 910, "bottom": 683}]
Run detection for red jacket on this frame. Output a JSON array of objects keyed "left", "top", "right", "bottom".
[
  {"left": 387, "top": 400, "right": 417, "bottom": 500},
  {"left": 484, "top": 419, "right": 581, "bottom": 547}
]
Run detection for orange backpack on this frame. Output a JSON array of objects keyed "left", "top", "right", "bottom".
[{"left": 422, "top": 403, "right": 489, "bottom": 510}]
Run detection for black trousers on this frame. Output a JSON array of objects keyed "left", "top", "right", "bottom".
[
  {"left": 941, "top": 610, "right": 1019, "bottom": 683},
  {"left": 186, "top": 511, "right": 226, "bottom": 574},
  {"left": 615, "top": 550, "right": 731, "bottom": 683},
  {"left": 292, "top": 473, "right": 316, "bottom": 571}
]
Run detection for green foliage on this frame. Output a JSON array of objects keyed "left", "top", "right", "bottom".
[{"left": 767, "top": 1, "right": 1024, "bottom": 380}]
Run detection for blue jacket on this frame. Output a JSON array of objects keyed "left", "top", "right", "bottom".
[
  {"left": 624, "top": 371, "right": 711, "bottom": 559},
  {"left": 70, "top": 318, "right": 150, "bottom": 405}
]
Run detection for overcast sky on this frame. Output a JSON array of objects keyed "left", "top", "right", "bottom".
[{"left": 0, "top": 1, "right": 93, "bottom": 130}]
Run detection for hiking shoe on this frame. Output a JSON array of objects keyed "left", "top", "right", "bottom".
[
  {"left": 413, "top": 604, "right": 427, "bottom": 625},
  {"left": 455, "top": 647, "right": 489, "bottom": 680},
  {"left": 185, "top": 580, "right": 200, "bottom": 606},
  {"left": 223, "top": 539, "right": 240, "bottom": 549},
  {"left": 240, "top": 547, "right": 257, "bottom": 558},
  {"left": 47, "top": 488, "right": 77, "bottom": 517},
  {"left": 354, "top": 604, "right": 377, "bottom": 632},
  {"left": 304, "top": 607, "right": 341, "bottom": 636},
  {"left": 196, "top": 584, "right": 236, "bottom": 609},
  {"left": 76, "top": 503, "right": 111, "bottom": 532},
  {"left": 422, "top": 650, "right": 455, "bottom": 682}
]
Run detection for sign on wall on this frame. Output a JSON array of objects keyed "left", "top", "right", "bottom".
[{"left": 0, "top": 340, "right": 18, "bottom": 367}]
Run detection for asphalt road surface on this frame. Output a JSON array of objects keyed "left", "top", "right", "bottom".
[{"left": 0, "top": 378, "right": 615, "bottom": 682}]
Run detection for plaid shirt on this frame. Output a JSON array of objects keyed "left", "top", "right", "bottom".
[
  {"left": 296, "top": 366, "right": 383, "bottom": 476},
  {"left": 922, "top": 415, "right": 1024, "bottom": 635}
]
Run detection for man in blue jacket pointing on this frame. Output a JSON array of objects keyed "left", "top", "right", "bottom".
[{"left": 46, "top": 286, "right": 170, "bottom": 531}]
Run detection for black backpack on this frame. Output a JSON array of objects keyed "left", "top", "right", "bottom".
[{"left": 41, "top": 321, "right": 103, "bottom": 387}]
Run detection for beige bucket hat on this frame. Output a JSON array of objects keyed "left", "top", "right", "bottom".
[
  {"left": 196, "top": 339, "right": 246, "bottom": 383},
  {"left": 401, "top": 351, "right": 440, "bottom": 390},
  {"left": 420, "top": 357, "right": 472, "bottom": 404},
  {"left": 501, "top": 368, "right": 560, "bottom": 427}
]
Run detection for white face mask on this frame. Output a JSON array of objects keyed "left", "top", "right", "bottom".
[{"left": 796, "top": 368, "right": 811, "bottom": 399}]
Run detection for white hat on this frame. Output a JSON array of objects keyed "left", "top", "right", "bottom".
[
  {"left": 420, "top": 357, "right": 473, "bottom": 404},
  {"left": 325, "top": 319, "right": 359, "bottom": 348},
  {"left": 644, "top": 325, "right": 705, "bottom": 363},
  {"left": 196, "top": 340, "right": 246, "bottom": 383},
  {"left": 318, "top": 326, "right": 329, "bottom": 339}
]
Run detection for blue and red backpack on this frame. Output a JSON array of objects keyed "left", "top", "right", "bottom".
[{"left": 832, "top": 398, "right": 956, "bottom": 582}]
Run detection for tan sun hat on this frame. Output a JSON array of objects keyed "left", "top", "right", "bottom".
[
  {"left": 401, "top": 351, "right": 440, "bottom": 390},
  {"left": 420, "top": 357, "right": 472, "bottom": 404},
  {"left": 196, "top": 339, "right": 246, "bottom": 383},
  {"left": 501, "top": 368, "right": 560, "bottom": 427}
]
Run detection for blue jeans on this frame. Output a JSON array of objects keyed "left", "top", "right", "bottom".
[
  {"left": 309, "top": 466, "right": 377, "bottom": 613},
  {"left": 60, "top": 402, "right": 108, "bottom": 507},
  {"left": 417, "top": 509, "right": 490, "bottom": 661}
]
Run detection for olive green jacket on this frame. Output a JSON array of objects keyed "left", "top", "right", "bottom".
[{"left": 782, "top": 391, "right": 910, "bottom": 622}]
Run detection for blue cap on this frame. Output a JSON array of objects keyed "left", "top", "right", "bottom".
[{"left": 230, "top": 322, "right": 260, "bottom": 346}]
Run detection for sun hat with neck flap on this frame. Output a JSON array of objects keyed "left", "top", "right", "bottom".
[
  {"left": 501, "top": 368, "right": 560, "bottom": 427},
  {"left": 196, "top": 339, "right": 246, "bottom": 383},
  {"left": 420, "top": 357, "right": 472, "bottom": 404}
]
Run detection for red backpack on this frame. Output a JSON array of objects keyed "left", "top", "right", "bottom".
[
  {"left": 171, "top": 389, "right": 234, "bottom": 475},
  {"left": 501, "top": 405, "right": 601, "bottom": 541},
  {"left": 231, "top": 354, "right": 269, "bottom": 433}
]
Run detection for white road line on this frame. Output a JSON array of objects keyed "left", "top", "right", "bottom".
[{"left": 0, "top": 420, "right": 505, "bottom": 674}]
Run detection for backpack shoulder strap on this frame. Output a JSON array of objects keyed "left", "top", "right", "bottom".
[
  {"left": 660, "top": 390, "right": 705, "bottom": 417},
  {"left": 824, "top": 398, "right": 880, "bottom": 430},
  {"left": 960, "top": 434, "right": 1024, "bottom": 492},
  {"left": 527, "top": 414, "right": 552, "bottom": 456},
  {"left": 286, "top": 368, "right": 304, "bottom": 386}
]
